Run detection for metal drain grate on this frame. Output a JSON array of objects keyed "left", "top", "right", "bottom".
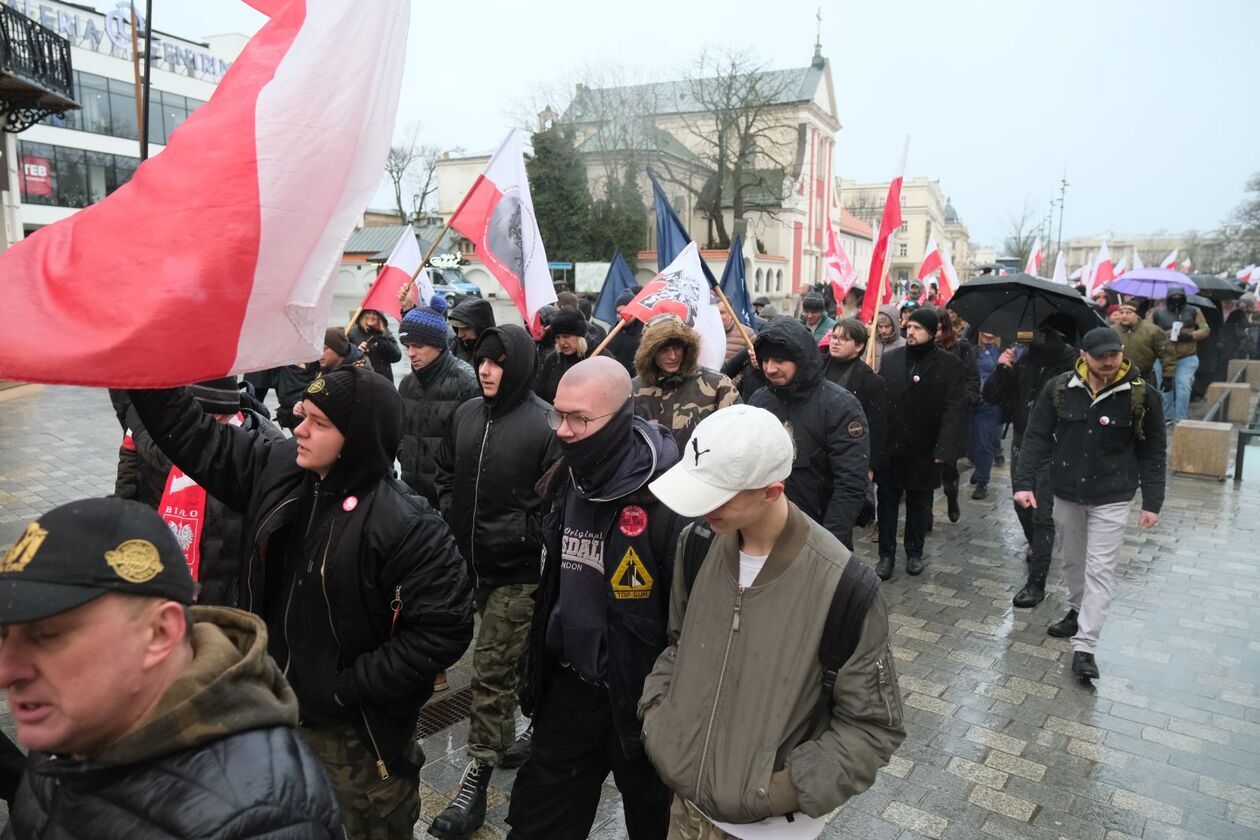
[{"left": 417, "top": 685, "right": 474, "bottom": 738}]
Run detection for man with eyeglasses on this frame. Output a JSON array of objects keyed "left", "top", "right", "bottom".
[{"left": 507, "top": 356, "right": 686, "bottom": 840}]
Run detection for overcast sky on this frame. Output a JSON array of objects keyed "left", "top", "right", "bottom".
[{"left": 155, "top": 0, "right": 1258, "bottom": 249}]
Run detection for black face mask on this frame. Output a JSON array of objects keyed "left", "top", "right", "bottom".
[
  {"left": 558, "top": 398, "right": 634, "bottom": 490},
  {"left": 1167, "top": 295, "right": 1186, "bottom": 311},
  {"left": 1029, "top": 329, "right": 1065, "bottom": 360}
]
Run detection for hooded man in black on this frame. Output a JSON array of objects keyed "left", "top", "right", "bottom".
[
  {"left": 982, "top": 315, "right": 1078, "bottom": 606},
  {"left": 129, "top": 366, "right": 474, "bottom": 839},
  {"left": 749, "top": 318, "right": 871, "bottom": 549},
  {"left": 430, "top": 326, "right": 561, "bottom": 839},
  {"left": 509, "top": 356, "right": 684, "bottom": 840},
  {"left": 448, "top": 297, "right": 498, "bottom": 367},
  {"left": 875, "top": 308, "right": 968, "bottom": 580}
]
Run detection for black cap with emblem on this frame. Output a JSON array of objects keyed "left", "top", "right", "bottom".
[{"left": 0, "top": 498, "right": 195, "bottom": 624}]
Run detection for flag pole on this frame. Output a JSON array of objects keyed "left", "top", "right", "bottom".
[
  {"left": 712, "top": 282, "right": 756, "bottom": 354},
  {"left": 129, "top": 5, "right": 144, "bottom": 154},
  {"left": 592, "top": 319, "right": 627, "bottom": 358},
  {"left": 863, "top": 227, "right": 894, "bottom": 369},
  {"left": 348, "top": 219, "right": 454, "bottom": 332}
]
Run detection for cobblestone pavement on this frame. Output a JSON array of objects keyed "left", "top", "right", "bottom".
[{"left": 1, "top": 386, "right": 1259, "bottom": 839}]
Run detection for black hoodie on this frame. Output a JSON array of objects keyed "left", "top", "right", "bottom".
[
  {"left": 435, "top": 325, "right": 562, "bottom": 587},
  {"left": 448, "top": 298, "right": 497, "bottom": 366},
  {"left": 129, "top": 369, "right": 474, "bottom": 776},
  {"left": 748, "top": 319, "right": 871, "bottom": 548}
]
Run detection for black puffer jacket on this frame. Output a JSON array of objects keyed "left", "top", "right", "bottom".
[
  {"left": 348, "top": 312, "right": 403, "bottom": 383},
  {"left": 448, "top": 298, "right": 497, "bottom": 366},
  {"left": 3, "top": 608, "right": 342, "bottom": 840},
  {"left": 877, "top": 342, "right": 968, "bottom": 490},
  {"left": 122, "top": 406, "right": 284, "bottom": 609},
  {"left": 129, "top": 369, "right": 474, "bottom": 776},
  {"left": 749, "top": 319, "right": 870, "bottom": 548},
  {"left": 1014, "top": 361, "right": 1166, "bottom": 512},
  {"left": 398, "top": 350, "right": 479, "bottom": 504},
  {"left": 981, "top": 340, "right": 1076, "bottom": 441},
  {"left": 436, "top": 325, "right": 561, "bottom": 588}
]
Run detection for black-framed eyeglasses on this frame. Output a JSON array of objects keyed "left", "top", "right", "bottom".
[{"left": 546, "top": 408, "right": 618, "bottom": 435}]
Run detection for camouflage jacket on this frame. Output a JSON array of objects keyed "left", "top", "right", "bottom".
[{"left": 632, "top": 367, "right": 741, "bottom": 450}]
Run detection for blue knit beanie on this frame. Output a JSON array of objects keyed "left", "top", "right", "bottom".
[{"left": 400, "top": 295, "right": 449, "bottom": 349}]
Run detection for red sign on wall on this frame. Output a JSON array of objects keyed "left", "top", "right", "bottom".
[{"left": 20, "top": 156, "right": 53, "bottom": 198}]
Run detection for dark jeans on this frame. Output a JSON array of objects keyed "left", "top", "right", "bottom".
[
  {"left": 969, "top": 405, "right": 1003, "bottom": 487},
  {"left": 1011, "top": 441, "right": 1055, "bottom": 579},
  {"left": 877, "top": 479, "right": 934, "bottom": 559},
  {"left": 507, "top": 667, "right": 669, "bottom": 840}
]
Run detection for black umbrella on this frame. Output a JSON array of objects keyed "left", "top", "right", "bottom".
[
  {"left": 1187, "top": 274, "right": 1245, "bottom": 300},
  {"left": 946, "top": 273, "right": 1106, "bottom": 342},
  {"left": 1187, "top": 294, "right": 1217, "bottom": 310}
]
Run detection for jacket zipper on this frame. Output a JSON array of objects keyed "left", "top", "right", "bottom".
[
  {"left": 469, "top": 416, "right": 492, "bottom": 590},
  {"left": 876, "top": 658, "right": 894, "bottom": 726},
  {"left": 281, "top": 481, "right": 322, "bottom": 677},
  {"left": 695, "top": 586, "right": 743, "bottom": 800},
  {"left": 246, "top": 496, "right": 298, "bottom": 614}
]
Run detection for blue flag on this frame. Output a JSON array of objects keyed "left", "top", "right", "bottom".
[
  {"left": 647, "top": 168, "right": 718, "bottom": 287},
  {"left": 594, "top": 249, "right": 637, "bottom": 325},
  {"left": 719, "top": 234, "right": 753, "bottom": 326}
]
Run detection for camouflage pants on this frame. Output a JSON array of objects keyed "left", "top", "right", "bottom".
[
  {"left": 668, "top": 797, "right": 734, "bottom": 839},
  {"left": 469, "top": 582, "right": 537, "bottom": 764},
  {"left": 300, "top": 722, "right": 420, "bottom": 840}
]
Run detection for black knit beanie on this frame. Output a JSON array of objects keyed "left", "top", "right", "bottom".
[
  {"left": 324, "top": 327, "right": 351, "bottom": 357},
  {"left": 190, "top": 377, "right": 240, "bottom": 415},
  {"left": 474, "top": 331, "right": 508, "bottom": 365},
  {"left": 302, "top": 368, "right": 357, "bottom": 435},
  {"left": 907, "top": 307, "right": 939, "bottom": 336},
  {"left": 550, "top": 307, "right": 588, "bottom": 338}
]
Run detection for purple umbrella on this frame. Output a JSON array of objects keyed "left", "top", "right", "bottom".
[{"left": 1107, "top": 268, "right": 1198, "bottom": 300}]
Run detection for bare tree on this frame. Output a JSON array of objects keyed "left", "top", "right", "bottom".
[
  {"left": 382, "top": 124, "right": 439, "bottom": 223},
  {"left": 1003, "top": 201, "right": 1040, "bottom": 268},
  {"left": 657, "top": 48, "right": 796, "bottom": 248}
]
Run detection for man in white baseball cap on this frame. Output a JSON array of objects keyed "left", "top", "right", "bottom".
[{"left": 638, "top": 405, "right": 904, "bottom": 839}]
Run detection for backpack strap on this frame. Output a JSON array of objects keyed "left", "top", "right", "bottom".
[
  {"left": 1130, "top": 378, "right": 1147, "bottom": 442},
  {"left": 809, "top": 555, "right": 880, "bottom": 739},
  {"left": 680, "top": 521, "right": 715, "bottom": 596}
]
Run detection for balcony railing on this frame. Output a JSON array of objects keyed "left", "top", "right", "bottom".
[{"left": 0, "top": 5, "right": 77, "bottom": 132}]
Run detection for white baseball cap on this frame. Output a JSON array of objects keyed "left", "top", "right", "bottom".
[{"left": 649, "top": 405, "right": 795, "bottom": 517}]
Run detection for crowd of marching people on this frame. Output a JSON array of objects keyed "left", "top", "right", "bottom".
[{"left": 2, "top": 269, "right": 1258, "bottom": 840}]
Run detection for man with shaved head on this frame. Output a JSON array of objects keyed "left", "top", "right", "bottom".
[{"left": 508, "top": 355, "right": 685, "bottom": 839}]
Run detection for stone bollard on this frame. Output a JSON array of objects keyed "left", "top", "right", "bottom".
[
  {"left": 1227, "top": 359, "right": 1260, "bottom": 390},
  {"left": 1171, "top": 420, "right": 1232, "bottom": 479},
  {"left": 1204, "top": 382, "right": 1253, "bottom": 423}
]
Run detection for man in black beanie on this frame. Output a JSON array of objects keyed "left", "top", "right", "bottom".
[
  {"left": 128, "top": 366, "right": 474, "bottom": 839},
  {"left": 874, "top": 307, "right": 968, "bottom": 579},
  {"left": 508, "top": 356, "right": 684, "bottom": 839},
  {"left": 534, "top": 307, "right": 590, "bottom": 404}
]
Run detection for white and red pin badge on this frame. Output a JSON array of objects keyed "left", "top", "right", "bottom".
[
  {"left": 1099, "top": 416, "right": 1110, "bottom": 426},
  {"left": 343, "top": 496, "right": 359, "bottom": 512},
  {"left": 912, "top": 374, "right": 921, "bottom": 384},
  {"left": 619, "top": 505, "right": 648, "bottom": 537}
]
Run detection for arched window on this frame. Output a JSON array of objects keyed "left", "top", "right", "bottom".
[
  {"left": 776, "top": 269, "right": 784, "bottom": 292},
  {"left": 755, "top": 267, "right": 764, "bottom": 292}
]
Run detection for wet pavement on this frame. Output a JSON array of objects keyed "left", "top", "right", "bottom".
[{"left": 1, "top": 385, "right": 1258, "bottom": 839}]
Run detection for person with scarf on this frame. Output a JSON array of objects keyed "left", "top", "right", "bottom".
[{"left": 509, "top": 356, "right": 684, "bottom": 840}]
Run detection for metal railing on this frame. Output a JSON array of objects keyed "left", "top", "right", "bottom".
[{"left": 0, "top": 6, "right": 74, "bottom": 102}]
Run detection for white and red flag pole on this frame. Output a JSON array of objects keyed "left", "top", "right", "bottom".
[
  {"left": 860, "top": 137, "right": 909, "bottom": 355},
  {"left": 0, "top": 0, "right": 408, "bottom": 387},
  {"left": 917, "top": 235, "right": 943, "bottom": 281},
  {"left": 448, "top": 130, "right": 557, "bottom": 336},
  {"left": 351, "top": 225, "right": 430, "bottom": 326}
]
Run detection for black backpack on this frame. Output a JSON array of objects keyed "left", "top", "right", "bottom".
[{"left": 679, "top": 522, "right": 880, "bottom": 738}]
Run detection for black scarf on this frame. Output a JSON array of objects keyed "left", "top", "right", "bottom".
[{"left": 559, "top": 398, "right": 634, "bottom": 494}]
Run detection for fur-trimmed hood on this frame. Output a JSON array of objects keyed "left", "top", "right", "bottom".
[{"left": 634, "top": 317, "right": 701, "bottom": 386}]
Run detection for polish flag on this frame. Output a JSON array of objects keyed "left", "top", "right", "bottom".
[
  {"left": 1180, "top": 257, "right": 1193, "bottom": 273},
  {"left": 1091, "top": 242, "right": 1115, "bottom": 292},
  {"left": 917, "top": 235, "right": 943, "bottom": 281},
  {"left": 823, "top": 221, "right": 859, "bottom": 301},
  {"left": 1024, "top": 237, "right": 1044, "bottom": 275},
  {"left": 937, "top": 243, "right": 960, "bottom": 304},
  {"left": 448, "top": 130, "right": 556, "bottom": 335},
  {"left": 1160, "top": 249, "right": 1179, "bottom": 270},
  {"left": 859, "top": 137, "right": 909, "bottom": 324},
  {"left": 0, "top": 0, "right": 408, "bottom": 388},
  {"left": 1113, "top": 256, "right": 1127, "bottom": 278},
  {"left": 1235, "top": 264, "right": 1255, "bottom": 282},
  {"left": 357, "top": 226, "right": 423, "bottom": 322},
  {"left": 1051, "top": 251, "right": 1068, "bottom": 285},
  {"left": 1132, "top": 247, "right": 1145, "bottom": 270}
]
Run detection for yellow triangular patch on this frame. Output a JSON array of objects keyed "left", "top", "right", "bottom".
[{"left": 611, "top": 546, "right": 654, "bottom": 599}]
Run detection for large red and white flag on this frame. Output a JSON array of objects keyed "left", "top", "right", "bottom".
[
  {"left": 917, "top": 235, "right": 943, "bottom": 281},
  {"left": 823, "top": 221, "right": 859, "bottom": 301},
  {"left": 1091, "top": 242, "right": 1115, "bottom": 292},
  {"left": 1160, "top": 248, "right": 1179, "bottom": 270},
  {"left": 357, "top": 226, "right": 425, "bottom": 322},
  {"left": 0, "top": 0, "right": 408, "bottom": 387},
  {"left": 1024, "top": 237, "right": 1044, "bottom": 275},
  {"left": 620, "top": 242, "right": 725, "bottom": 370},
  {"left": 448, "top": 130, "right": 556, "bottom": 334},
  {"left": 1236, "top": 264, "right": 1255, "bottom": 282},
  {"left": 1051, "top": 251, "right": 1068, "bottom": 285},
  {"left": 1132, "top": 247, "right": 1145, "bottom": 270},
  {"left": 937, "top": 243, "right": 960, "bottom": 304},
  {"left": 859, "top": 137, "right": 909, "bottom": 324}
]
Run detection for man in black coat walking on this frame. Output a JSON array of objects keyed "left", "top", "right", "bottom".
[
  {"left": 430, "top": 325, "right": 561, "bottom": 838},
  {"left": 875, "top": 308, "right": 967, "bottom": 579},
  {"left": 749, "top": 318, "right": 871, "bottom": 549}
]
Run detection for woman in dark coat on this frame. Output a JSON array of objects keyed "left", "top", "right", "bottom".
[{"left": 348, "top": 309, "right": 403, "bottom": 383}]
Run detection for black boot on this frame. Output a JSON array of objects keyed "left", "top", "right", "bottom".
[
  {"left": 1071, "top": 651, "right": 1100, "bottom": 680},
  {"left": 429, "top": 759, "right": 491, "bottom": 839},
  {"left": 970, "top": 484, "right": 988, "bottom": 500},
  {"left": 876, "top": 555, "right": 895, "bottom": 581},
  {"left": 946, "top": 490, "right": 961, "bottom": 523},
  {"left": 906, "top": 554, "right": 925, "bottom": 576},
  {"left": 499, "top": 724, "right": 532, "bottom": 770},
  {"left": 1047, "top": 609, "right": 1079, "bottom": 638},
  {"left": 1013, "top": 575, "right": 1046, "bottom": 608}
]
